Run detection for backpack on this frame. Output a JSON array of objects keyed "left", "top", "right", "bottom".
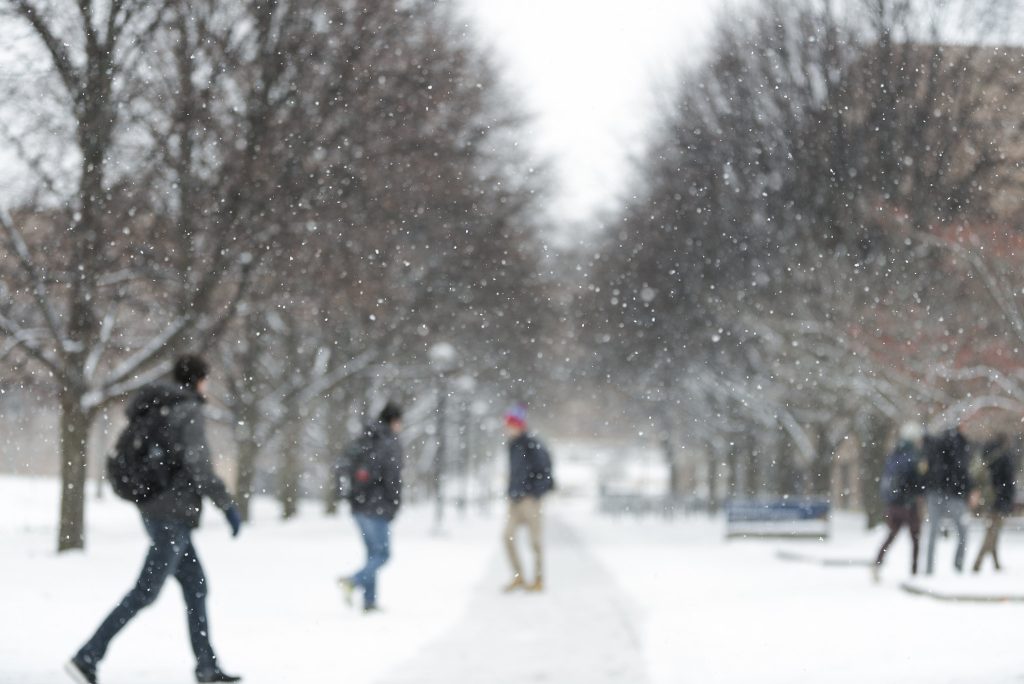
[
  {"left": 879, "top": 444, "right": 919, "bottom": 505},
  {"left": 107, "top": 406, "right": 179, "bottom": 503},
  {"left": 338, "top": 429, "right": 379, "bottom": 503}
]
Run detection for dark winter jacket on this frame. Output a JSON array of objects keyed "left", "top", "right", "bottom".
[
  {"left": 879, "top": 441, "right": 924, "bottom": 507},
  {"left": 924, "top": 429, "right": 971, "bottom": 499},
  {"left": 508, "top": 433, "right": 554, "bottom": 500},
  {"left": 133, "top": 382, "right": 235, "bottom": 528},
  {"left": 349, "top": 422, "right": 403, "bottom": 522},
  {"left": 986, "top": 445, "right": 1017, "bottom": 516}
]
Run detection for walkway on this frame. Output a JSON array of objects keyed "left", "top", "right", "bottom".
[{"left": 376, "top": 517, "right": 650, "bottom": 684}]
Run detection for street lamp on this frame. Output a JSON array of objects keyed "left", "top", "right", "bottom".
[
  {"left": 429, "top": 342, "right": 458, "bottom": 531},
  {"left": 452, "top": 375, "right": 477, "bottom": 516}
]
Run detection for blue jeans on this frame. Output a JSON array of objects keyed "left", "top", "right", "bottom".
[
  {"left": 925, "top": 493, "right": 969, "bottom": 574},
  {"left": 350, "top": 513, "right": 391, "bottom": 608},
  {"left": 77, "top": 517, "right": 217, "bottom": 671}
]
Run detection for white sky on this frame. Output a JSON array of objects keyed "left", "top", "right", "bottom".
[{"left": 461, "top": 0, "right": 726, "bottom": 233}]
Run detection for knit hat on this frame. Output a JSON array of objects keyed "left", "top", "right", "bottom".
[
  {"left": 379, "top": 401, "right": 403, "bottom": 424},
  {"left": 173, "top": 354, "right": 209, "bottom": 388},
  {"left": 505, "top": 404, "right": 527, "bottom": 430}
]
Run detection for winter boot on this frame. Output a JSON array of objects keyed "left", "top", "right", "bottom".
[
  {"left": 502, "top": 576, "right": 526, "bottom": 593},
  {"left": 64, "top": 657, "right": 97, "bottom": 684},
  {"left": 196, "top": 667, "right": 242, "bottom": 683}
]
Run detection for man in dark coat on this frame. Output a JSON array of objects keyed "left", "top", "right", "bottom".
[
  {"left": 973, "top": 434, "right": 1017, "bottom": 572},
  {"left": 67, "top": 355, "right": 243, "bottom": 684},
  {"left": 502, "top": 405, "right": 554, "bottom": 593},
  {"left": 339, "top": 402, "right": 403, "bottom": 612},
  {"left": 923, "top": 426, "right": 974, "bottom": 574}
]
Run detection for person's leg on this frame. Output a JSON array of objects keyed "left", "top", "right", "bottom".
[
  {"left": 973, "top": 514, "right": 998, "bottom": 572},
  {"left": 523, "top": 497, "right": 544, "bottom": 583},
  {"left": 875, "top": 506, "right": 904, "bottom": 567},
  {"left": 351, "top": 515, "right": 390, "bottom": 608},
  {"left": 925, "top": 494, "right": 941, "bottom": 575},
  {"left": 76, "top": 519, "right": 188, "bottom": 666},
  {"left": 951, "top": 497, "right": 968, "bottom": 572},
  {"left": 173, "top": 536, "right": 217, "bottom": 673},
  {"left": 991, "top": 514, "right": 1005, "bottom": 570},
  {"left": 908, "top": 503, "right": 922, "bottom": 575},
  {"left": 504, "top": 499, "right": 526, "bottom": 580},
  {"left": 350, "top": 513, "right": 373, "bottom": 590}
]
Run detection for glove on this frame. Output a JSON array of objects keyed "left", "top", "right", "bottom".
[{"left": 225, "top": 505, "right": 243, "bottom": 538}]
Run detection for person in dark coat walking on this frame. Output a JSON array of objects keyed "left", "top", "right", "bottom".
[
  {"left": 873, "top": 423, "right": 925, "bottom": 581},
  {"left": 339, "top": 402, "right": 404, "bottom": 612},
  {"left": 502, "top": 405, "right": 554, "bottom": 593},
  {"left": 923, "top": 425, "right": 975, "bottom": 574},
  {"left": 66, "top": 355, "right": 243, "bottom": 684},
  {"left": 973, "top": 434, "right": 1017, "bottom": 572}
]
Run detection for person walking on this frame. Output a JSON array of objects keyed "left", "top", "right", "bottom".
[
  {"left": 973, "top": 434, "right": 1017, "bottom": 572},
  {"left": 873, "top": 423, "right": 925, "bottom": 582},
  {"left": 338, "top": 402, "right": 404, "bottom": 613},
  {"left": 502, "top": 405, "right": 554, "bottom": 593},
  {"left": 66, "top": 355, "right": 243, "bottom": 684},
  {"left": 924, "top": 425, "right": 974, "bottom": 575}
]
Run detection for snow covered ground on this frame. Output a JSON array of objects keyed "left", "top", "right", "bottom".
[{"left": 4, "top": 475, "right": 1024, "bottom": 683}]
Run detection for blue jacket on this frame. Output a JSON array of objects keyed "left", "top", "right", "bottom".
[{"left": 508, "top": 434, "right": 554, "bottom": 499}]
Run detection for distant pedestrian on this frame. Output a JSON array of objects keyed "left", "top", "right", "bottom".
[
  {"left": 972, "top": 434, "right": 1017, "bottom": 572},
  {"left": 502, "top": 405, "right": 554, "bottom": 593},
  {"left": 873, "top": 423, "right": 925, "bottom": 581},
  {"left": 66, "top": 355, "right": 243, "bottom": 684},
  {"left": 923, "top": 426, "right": 974, "bottom": 574},
  {"left": 338, "top": 402, "right": 404, "bottom": 612}
]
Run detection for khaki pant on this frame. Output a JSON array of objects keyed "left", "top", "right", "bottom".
[
  {"left": 973, "top": 513, "right": 1006, "bottom": 572},
  {"left": 504, "top": 496, "right": 543, "bottom": 580}
]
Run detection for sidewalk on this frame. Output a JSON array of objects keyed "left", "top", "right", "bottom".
[{"left": 377, "top": 517, "right": 650, "bottom": 684}]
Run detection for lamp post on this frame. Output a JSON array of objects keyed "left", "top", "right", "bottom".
[
  {"left": 452, "top": 375, "right": 477, "bottom": 517},
  {"left": 428, "top": 342, "right": 458, "bottom": 531}
]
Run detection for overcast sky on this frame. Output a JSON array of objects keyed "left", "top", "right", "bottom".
[{"left": 462, "top": 0, "right": 726, "bottom": 232}]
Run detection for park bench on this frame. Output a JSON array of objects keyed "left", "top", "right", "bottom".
[{"left": 725, "top": 498, "right": 831, "bottom": 539}]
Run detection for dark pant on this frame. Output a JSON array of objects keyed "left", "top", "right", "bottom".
[
  {"left": 350, "top": 513, "right": 391, "bottom": 608},
  {"left": 77, "top": 516, "right": 217, "bottom": 671},
  {"left": 875, "top": 503, "right": 921, "bottom": 574}
]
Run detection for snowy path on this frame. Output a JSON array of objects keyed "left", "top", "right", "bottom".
[
  {"left": 377, "top": 518, "right": 649, "bottom": 684},
  {"left": 7, "top": 476, "right": 1024, "bottom": 683}
]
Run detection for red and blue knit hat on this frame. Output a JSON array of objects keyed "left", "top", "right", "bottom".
[{"left": 505, "top": 404, "right": 528, "bottom": 430}]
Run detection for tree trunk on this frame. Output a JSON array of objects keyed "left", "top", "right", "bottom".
[
  {"left": 236, "top": 427, "right": 259, "bottom": 521},
  {"left": 774, "top": 426, "right": 799, "bottom": 496},
  {"left": 323, "top": 391, "right": 351, "bottom": 516},
  {"left": 280, "top": 420, "right": 302, "bottom": 520},
  {"left": 705, "top": 443, "right": 719, "bottom": 514},
  {"left": 809, "top": 425, "right": 834, "bottom": 496},
  {"left": 745, "top": 433, "right": 760, "bottom": 497},
  {"left": 859, "top": 412, "right": 891, "bottom": 529},
  {"left": 58, "top": 389, "right": 92, "bottom": 552}
]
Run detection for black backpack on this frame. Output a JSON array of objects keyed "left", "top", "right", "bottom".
[
  {"left": 339, "top": 429, "right": 379, "bottom": 504},
  {"left": 107, "top": 406, "right": 179, "bottom": 503}
]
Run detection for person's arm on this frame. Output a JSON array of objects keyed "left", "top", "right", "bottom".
[
  {"left": 528, "top": 440, "right": 554, "bottom": 490},
  {"left": 178, "top": 403, "right": 235, "bottom": 512}
]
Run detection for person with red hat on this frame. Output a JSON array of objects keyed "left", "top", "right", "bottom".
[{"left": 502, "top": 404, "right": 554, "bottom": 592}]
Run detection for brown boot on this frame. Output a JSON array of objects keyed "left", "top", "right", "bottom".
[
  {"left": 502, "top": 576, "right": 526, "bottom": 593},
  {"left": 525, "top": 576, "right": 544, "bottom": 593}
]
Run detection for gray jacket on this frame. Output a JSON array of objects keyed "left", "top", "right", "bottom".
[{"left": 134, "top": 382, "right": 235, "bottom": 527}]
